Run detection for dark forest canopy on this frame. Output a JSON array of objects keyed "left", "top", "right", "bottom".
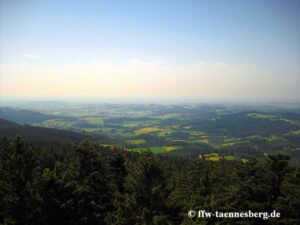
[{"left": 0, "top": 137, "right": 299, "bottom": 225}]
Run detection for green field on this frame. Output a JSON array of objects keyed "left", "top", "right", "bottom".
[
  {"left": 129, "top": 146, "right": 182, "bottom": 153},
  {"left": 127, "top": 139, "right": 146, "bottom": 144},
  {"left": 7, "top": 102, "right": 299, "bottom": 160}
]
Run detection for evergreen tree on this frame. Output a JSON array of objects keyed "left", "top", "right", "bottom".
[
  {"left": 124, "top": 152, "right": 172, "bottom": 225},
  {"left": 73, "top": 141, "right": 114, "bottom": 225},
  {"left": 273, "top": 164, "right": 300, "bottom": 225},
  {"left": 0, "top": 137, "right": 42, "bottom": 225}
]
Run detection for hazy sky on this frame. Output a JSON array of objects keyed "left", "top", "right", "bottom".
[{"left": 1, "top": 0, "right": 300, "bottom": 102}]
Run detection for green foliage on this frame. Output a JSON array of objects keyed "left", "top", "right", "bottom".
[{"left": 0, "top": 137, "right": 300, "bottom": 225}]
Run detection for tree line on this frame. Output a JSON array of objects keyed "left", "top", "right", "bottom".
[{"left": 0, "top": 137, "right": 299, "bottom": 225}]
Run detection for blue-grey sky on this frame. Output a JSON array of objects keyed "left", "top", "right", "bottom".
[{"left": 1, "top": 0, "right": 300, "bottom": 101}]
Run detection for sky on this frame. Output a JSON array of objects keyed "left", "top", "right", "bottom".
[{"left": 0, "top": 0, "right": 300, "bottom": 102}]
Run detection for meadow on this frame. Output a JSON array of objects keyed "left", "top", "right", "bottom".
[{"left": 2, "top": 103, "right": 300, "bottom": 161}]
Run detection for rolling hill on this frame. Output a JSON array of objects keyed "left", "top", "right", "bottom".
[
  {"left": 0, "top": 118, "right": 110, "bottom": 143},
  {"left": 0, "top": 107, "right": 55, "bottom": 124}
]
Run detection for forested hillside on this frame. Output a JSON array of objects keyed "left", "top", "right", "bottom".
[
  {"left": 0, "top": 118, "right": 111, "bottom": 144},
  {"left": 0, "top": 137, "right": 299, "bottom": 225},
  {"left": 0, "top": 108, "right": 55, "bottom": 124},
  {"left": 2, "top": 103, "right": 300, "bottom": 161}
]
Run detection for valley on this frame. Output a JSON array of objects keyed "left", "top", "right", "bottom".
[{"left": 1, "top": 102, "right": 300, "bottom": 161}]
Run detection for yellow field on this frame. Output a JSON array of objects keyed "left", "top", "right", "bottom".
[
  {"left": 134, "top": 127, "right": 166, "bottom": 135},
  {"left": 207, "top": 156, "right": 220, "bottom": 161},
  {"left": 186, "top": 131, "right": 205, "bottom": 136},
  {"left": 200, "top": 136, "right": 209, "bottom": 144},
  {"left": 126, "top": 139, "right": 146, "bottom": 144},
  {"left": 200, "top": 153, "right": 235, "bottom": 161},
  {"left": 164, "top": 146, "right": 177, "bottom": 152},
  {"left": 221, "top": 142, "right": 236, "bottom": 147}
]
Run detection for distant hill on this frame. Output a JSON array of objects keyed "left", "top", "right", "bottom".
[
  {"left": 192, "top": 111, "right": 300, "bottom": 138},
  {"left": 0, "top": 107, "right": 55, "bottom": 124},
  {"left": 0, "top": 118, "right": 110, "bottom": 143}
]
